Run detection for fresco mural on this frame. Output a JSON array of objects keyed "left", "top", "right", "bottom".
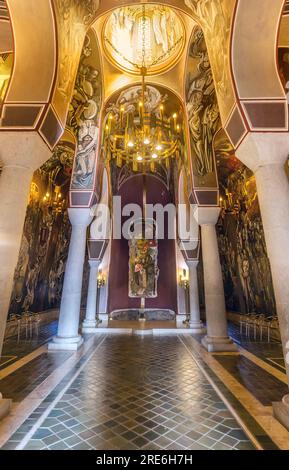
[
  {"left": 278, "top": 47, "right": 289, "bottom": 181},
  {"left": 52, "top": 0, "right": 100, "bottom": 122},
  {"left": 185, "top": 0, "right": 236, "bottom": 124},
  {"left": 186, "top": 25, "right": 220, "bottom": 188},
  {"left": 279, "top": 47, "right": 289, "bottom": 105},
  {"left": 129, "top": 238, "right": 159, "bottom": 298},
  {"left": 68, "top": 31, "right": 102, "bottom": 191},
  {"left": 215, "top": 131, "right": 276, "bottom": 315},
  {"left": 103, "top": 5, "right": 185, "bottom": 75},
  {"left": 0, "top": 53, "right": 13, "bottom": 105},
  {"left": 8, "top": 143, "right": 75, "bottom": 316}
]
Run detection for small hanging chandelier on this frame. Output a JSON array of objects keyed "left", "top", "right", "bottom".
[{"left": 104, "top": 5, "right": 182, "bottom": 171}]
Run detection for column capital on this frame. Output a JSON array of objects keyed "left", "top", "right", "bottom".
[
  {"left": 193, "top": 207, "right": 220, "bottom": 226},
  {"left": 0, "top": 131, "right": 52, "bottom": 170},
  {"left": 186, "top": 260, "right": 199, "bottom": 269},
  {"left": 88, "top": 259, "right": 101, "bottom": 269},
  {"left": 68, "top": 207, "right": 93, "bottom": 227},
  {"left": 236, "top": 132, "right": 289, "bottom": 173}
]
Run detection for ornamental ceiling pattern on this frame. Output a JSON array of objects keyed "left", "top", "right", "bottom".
[{"left": 103, "top": 5, "right": 185, "bottom": 75}]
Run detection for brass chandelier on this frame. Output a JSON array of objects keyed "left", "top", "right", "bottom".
[{"left": 104, "top": 5, "right": 182, "bottom": 170}]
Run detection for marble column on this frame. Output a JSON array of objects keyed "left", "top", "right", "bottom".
[
  {"left": 187, "top": 260, "right": 205, "bottom": 333},
  {"left": 49, "top": 208, "right": 93, "bottom": 351},
  {"left": 236, "top": 133, "right": 289, "bottom": 429},
  {"left": 82, "top": 260, "right": 100, "bottom": 332},
  {"left": 0, "top": 133, "right": 51, "bottom": 356},
  {"left": 194, "top": 207, "right": 237, "bottom": 352},
  {"left": 0, "top": 133, "right": 51, "bottom": 420}
]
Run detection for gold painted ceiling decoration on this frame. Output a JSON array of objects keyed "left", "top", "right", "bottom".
[
  {"left": 0, "top": 53, "right": 12, "bottom": 105},
  {"left": 103, "top": 4, "right": 185, "bottom": 76}
]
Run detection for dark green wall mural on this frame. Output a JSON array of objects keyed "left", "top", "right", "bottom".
[
  {"left": 9, "top": 143, "right": 75, "bottom": 316},
  {"left": 215, "top": 131, "right": 276, "bottom": 316}
]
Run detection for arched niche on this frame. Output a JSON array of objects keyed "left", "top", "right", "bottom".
[{"left": 107, "top": 172, "right": 178, "bottom": 314}]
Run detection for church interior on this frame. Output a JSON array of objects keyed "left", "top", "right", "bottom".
[{"left": 0, "top": 0, "right": 289, "bottom": 452}]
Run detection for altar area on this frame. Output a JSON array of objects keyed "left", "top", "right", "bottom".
[
  {"left": 91, "top": 308, "right": 195, "bottom": 336},
  {"left": 108, "top": 309, "right": 177, "bottom": 334}
]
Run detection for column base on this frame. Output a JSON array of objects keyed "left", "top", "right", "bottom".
[
  {"left": 0, "top": 393, "right": 12, "bottom": 421},
  {"left": 98, "top": 313, "right": 109, "bottom": 328},
  {"left": 176, "top": 314, "right": 187, "bottom": 326},
  {"left": 48, "top": 335, "right": 84, "bottom": 351},
  {"left": 273, "top": 395, "right": 289, "bottom": 431},
  {"left": 202, "top": 335, "right": 238, "bottom": 353},
  {"left": 82, "top": 318, "right": 98, "bottom": 332},
  {"left": 189, "top": 321, "right": 206, "bottom": 334}
]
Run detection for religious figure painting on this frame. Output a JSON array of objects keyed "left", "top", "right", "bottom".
[
  {"left": 184, "top": 0, "right": 236, "bottom": 121},
  {"left": 9, "top": 143, "right": 74, "bottom": 315},
  {"left": 69, "top": 32, "right": 102, "bottom": 190},
  {"left": 186, "top": 26, "right": 219, "bottom": 187},
  {"left": 129, "top": 238, "right": 159, "bottom": 298},
  {"left": 104, "top": 5, "right": 184, "bottom": 74},
  {"left": 54, "top": 0, "right": 99, "bottom": 100},
  {"left": 214, "top": 131, "right": 276, "bottom": 315}
]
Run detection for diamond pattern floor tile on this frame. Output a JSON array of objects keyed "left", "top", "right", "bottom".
[{"left": 22, "top": 335, "right": 254, "bottom": 450}]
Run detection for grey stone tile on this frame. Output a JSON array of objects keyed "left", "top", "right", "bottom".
[{"left": 10, "top": 336, "right": 254, "bottom": 451}]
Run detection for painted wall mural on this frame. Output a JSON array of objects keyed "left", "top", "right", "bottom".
[
  {"left": 186, "top": 25, "right": 219, "bottom": 188},
  {"left": 8, "top": 143, "right": 75, "bottom": 316},
  {"left": 129, "top": 238, "right": 159, "bottom": 299},
  {"left": 52, "top": 0, "right": 100, "bottom": 123},
  {"left": 185, "top": 0, "right": 236, "bottom": 124},
  {"left": 103, "top": 4, "right": 185, "bottom": 75},
  {"left": 215, "top": 131, "right": 276, "bottom": 315},
  {"left": 68, "top": 31, "right": 102, "bottom": 191},
  {"left": 279, "top": 47, "right": 289, "bottom": 102},
  {"left": 0, "top": 53, "right": 13, "bottom": 106}
]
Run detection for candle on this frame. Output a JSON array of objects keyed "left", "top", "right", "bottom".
[{"left": 173, "top": 113, "right": 177, "bottom": 131}]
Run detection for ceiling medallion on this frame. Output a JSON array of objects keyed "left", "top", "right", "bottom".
[{"left": 103, "top": 4, "right": 185, "bottom": 76}]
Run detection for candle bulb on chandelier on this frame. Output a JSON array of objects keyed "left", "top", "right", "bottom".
[
  {"left": 173, "top": 113, "right": 177, "bottom": 131},
  {"left": 160, "top": 104, "right": 164, "bottom": 122},
  {"left": 120, "top": 106, "right": 124, "bottom": 127},
  {"left": 108, "top": 114, "right": 113, "bottom": 133},
  {"left": 139, "top": 101, "right": 143, "bottom": 120}
]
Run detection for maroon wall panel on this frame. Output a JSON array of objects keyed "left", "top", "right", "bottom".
[{"left": 108, "top": 174, "right": 177, "bottom": 313}]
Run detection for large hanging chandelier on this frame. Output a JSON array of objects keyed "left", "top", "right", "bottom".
[{"left": 104, "top": 5, "right": 182, "bottom": 170}]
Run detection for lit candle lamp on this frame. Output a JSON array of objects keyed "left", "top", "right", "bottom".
[
  {"left": 160, "top": 104, "right": 164, "bottom": 122},
  {"left": 108, "top": 114, "right": 113, "bottom": 133},
  {"left": 173, "top": 113, "right": 177, "bottom": 132},
  {"left": 120, "top": 106, "right": 124, "bottom": 127},
  {"left": 139, "top": 101, "right": 143, "bottom": 120}
]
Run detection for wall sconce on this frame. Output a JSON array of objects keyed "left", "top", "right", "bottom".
[
  {"left": 97, "top": 270, "right": 106, "bottom": 288},
  {"left": 179, "top": 269, "right": 189, "bottom": 290}
]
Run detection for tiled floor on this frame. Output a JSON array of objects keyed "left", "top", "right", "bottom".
[
  {"left": 0, "top": 321, "right": 58, "bottom": 371},
  {"left": 0, "top": 351, "right": 72, "bottom": 402},
  {"left": 228, "top": 323, "right": 285, "bottom": 372},
  {"left": 17, "top": 336, "right": 254, "bottom": 450},
  {"left": 1, "top": 318, "right": 288, "bottom": 451},
  {"left": 213, "top": 355, "right": 288, "bottom": 406}
]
